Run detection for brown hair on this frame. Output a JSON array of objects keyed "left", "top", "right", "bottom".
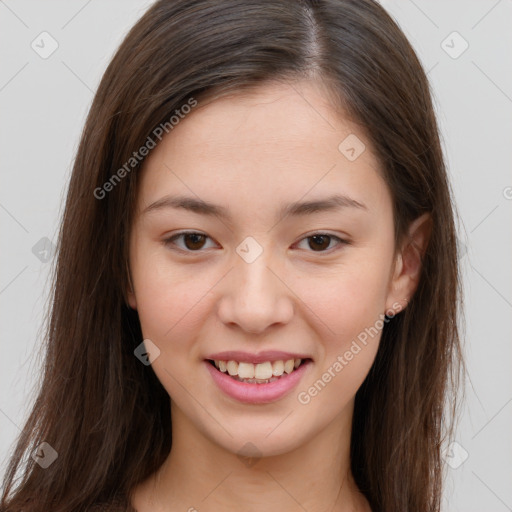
[{"left": 1, "top": 1, "right": 465, "bottom": 511}]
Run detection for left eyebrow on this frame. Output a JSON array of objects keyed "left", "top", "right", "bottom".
[
  {"left": 141, "top": 193, "right": 368, "bottom": 221},
  {"left": 282, "top": 194, "right": 368, "bottom": 217}
]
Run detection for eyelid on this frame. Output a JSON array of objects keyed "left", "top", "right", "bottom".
[{"left": 163, "top": 230, "right": 350, "bottom": 254}]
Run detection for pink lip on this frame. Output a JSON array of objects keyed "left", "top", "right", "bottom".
[
  {"left": 204, "top": 359, "right": 312, "bottom": 404},
  {"left": 205, "top": 350, "right": 311, "bottom": 364}
]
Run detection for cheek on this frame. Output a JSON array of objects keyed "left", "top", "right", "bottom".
[
  {"left": 294, "top": 267, "right": 389, "bottom": 415},
  {"left": 134, "top": 267, "right": 210, "bottom": 346},
  {"left": 297, "top": 256, "right": 392, "bottom": 342},
  {"left": 130, "top": 248, "right": 231, "bottom": 380}
]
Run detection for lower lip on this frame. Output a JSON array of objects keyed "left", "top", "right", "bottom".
[{"left": 204, "top": 360, "right": 311, "bottom": 404}]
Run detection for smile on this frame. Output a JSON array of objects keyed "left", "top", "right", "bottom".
[
  {"left": 208, "top": 358, "right": 304, "bottom": 383},
  {"left": 205, "top": 357, "right": 312, "bottom": 404}
]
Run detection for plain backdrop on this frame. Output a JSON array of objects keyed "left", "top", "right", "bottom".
[{"left": 1, "top": 1, "right": 511, "bottom": 510}]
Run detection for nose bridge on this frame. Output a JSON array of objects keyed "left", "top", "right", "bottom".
[
  {"left": 234, "top": 233, "right": 276, "bottom": 287},
  {"left": 237, "top": 246, "right": 274, "bottom": 294},
  {"left": 217, "top": 237, "right": 293, "bottom": 333}
]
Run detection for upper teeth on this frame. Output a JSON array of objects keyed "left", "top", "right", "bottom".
[{"left": 214, "top": 358, "right": 302, "bottom": 379}]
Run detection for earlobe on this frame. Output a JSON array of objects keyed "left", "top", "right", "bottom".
[
  {"left": 386, "top": 213, "right": 432, "bottom": 311},
  {"left": 127, "top": 290, "right": 137, "bottom": 310}
]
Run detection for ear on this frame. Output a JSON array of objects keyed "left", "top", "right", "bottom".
[
  {"left": 385, "top": 212, "right": 432, "bottom": 313},
  {"left": 127, "top": 288, "right": 137, "bottom": 310},
  {"left": 125, "top": 262, "right": 138, "bottom": 310}
]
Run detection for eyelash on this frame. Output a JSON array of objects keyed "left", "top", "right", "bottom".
[{"left": 162, "top": 231, "right": 349, "bottom": 255}]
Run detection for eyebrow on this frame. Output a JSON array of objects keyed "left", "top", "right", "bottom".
[{"left": 142, "top": 193, "right": 367, "bottom": 220}]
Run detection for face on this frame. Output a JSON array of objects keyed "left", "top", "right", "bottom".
[{"left": 127, "top": 79, "right": 411, "bottom": 457}]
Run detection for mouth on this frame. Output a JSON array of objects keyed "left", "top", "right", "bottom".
[
  {"left": 206, "top": 357, "right": 312, "bottom": 384},
  {"left": 205, "top": 357, "right": 312, "bottom": 404}
]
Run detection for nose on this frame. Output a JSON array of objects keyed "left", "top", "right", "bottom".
[{"left": 216, "top": 251, "right": 294, "bottom": 335}]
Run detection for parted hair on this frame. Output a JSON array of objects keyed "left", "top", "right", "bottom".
[{"left": 1, "top": 1, "right": 464, "bottom": 511}]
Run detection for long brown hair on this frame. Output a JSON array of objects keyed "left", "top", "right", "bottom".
[{"left": 1, "top": 1, "right": 465, "bottom": 511}]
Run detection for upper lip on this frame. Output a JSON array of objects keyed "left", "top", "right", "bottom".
[{"left": 205, "top": 350, "right": 312, "bottom": 364}]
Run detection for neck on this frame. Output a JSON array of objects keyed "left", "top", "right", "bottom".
[{"left": 134, "top": 398, "right": 370, "bottom": 512}]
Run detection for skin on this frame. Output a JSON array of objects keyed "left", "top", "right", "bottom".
[{"left": 127, "top": 78, "right": 431, "bottom": 512}]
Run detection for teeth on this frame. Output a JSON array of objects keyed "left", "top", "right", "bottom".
[
  {"left": 226, "top": 360, "right": 238, "bottom": 376},
  {"left": 212, "top": 358, "right": 304, "bottom": 381},
  {"left": 238, "top": 362, "right": 255, "bottom": 379},
  {"left": 284, "top": 359, "right": 294, "bottom": 374},
  {"left": 272, "top": 360, "right": 284, "bottom": 376},
  {"left": 255, "top": 362, "right": 273, "bottom": 380},
  {"left": 233, "top": 376, "right": 280, "bottom": 384}
]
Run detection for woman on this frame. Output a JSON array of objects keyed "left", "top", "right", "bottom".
[{"left": 0, "top": 1, "right": 464, "bottom": 511}]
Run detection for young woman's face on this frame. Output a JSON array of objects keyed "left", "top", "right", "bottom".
[{"left": 128, "top": 79, "right": 406, "bottom": 457}]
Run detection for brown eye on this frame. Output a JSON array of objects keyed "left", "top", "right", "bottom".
[
  {"left": 163, "top": 231, "right": 348, "bottom": 255},
  {"left": 296, "top": 233, "right": 348, "bottom": 253},
  {"left": 308, "top": 234, "right": 332, "bottom": 251},
  {"left": 163, "top": 232, "right": 215, "bottom": 252},
  {"left": 182, "top": 233, "right": 207, "bottom": 250}
]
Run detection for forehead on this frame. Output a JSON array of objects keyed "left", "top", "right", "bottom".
[
  {"left": 163, "top": 79, "right": 358, "bottom": 156},
  {"left": 136, "top": 79, "right": 389, "bottom": 219}
]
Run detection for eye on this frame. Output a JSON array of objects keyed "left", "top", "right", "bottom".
[
  {"left": 162, "top": 231, "right": 349, "bottom": 254},
  {"left": 163, "top": 231, "right": 216, "bottom": 252},
  {"left": 295, "top": 233, "right": 348, "bottom": 253}
]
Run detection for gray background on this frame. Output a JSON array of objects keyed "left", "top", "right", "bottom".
[{"left": 1, "top": 1, "right": 511, "bottom": 510}]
